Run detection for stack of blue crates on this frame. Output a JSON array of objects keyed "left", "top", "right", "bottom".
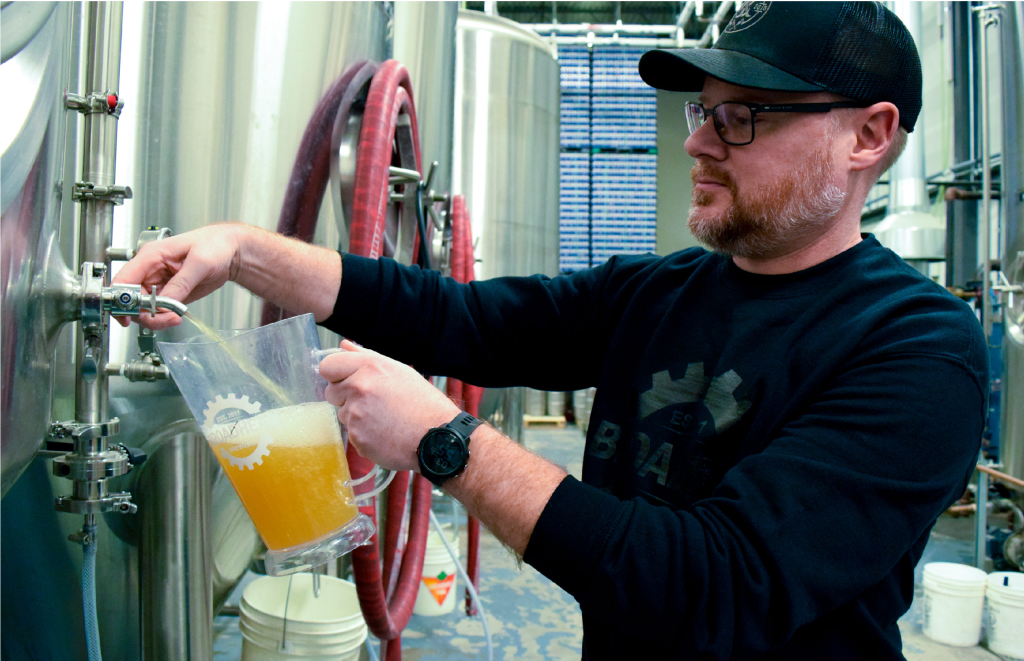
[
  {"left": 559, "top": 45, "right": 590, "bottom": 150},
  {"left": 591, "top": 46, "right": 657, "bottom": 151},
  {"left": 590, "top": 153, "right": 657, "bottom": 264},
  {"left": 559, "top": 45, "right": 592, "bottom": 272},
  {"left": 557, "top": 44, "right": 658, "bottom": 272},
  {"left": 589, "top": 46, "right": 658, "bottom": 266},
  {"left": 559, "top": 152, "right": 591, "bottom": 271}
]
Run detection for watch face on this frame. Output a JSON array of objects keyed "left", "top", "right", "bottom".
[{"left": 423, "top": 429, "right": 464, "bottom": 476}]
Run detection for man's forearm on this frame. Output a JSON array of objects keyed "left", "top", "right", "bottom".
[
  {"left": 232, "top": 224, "right": 342, "bottom": 322},
  {"left": 442, "top": 425, "right": 569, "bottom": 557}
]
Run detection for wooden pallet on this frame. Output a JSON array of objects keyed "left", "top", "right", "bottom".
[{"left": 523, "top": 415, "right": 567, "bottom": 429}]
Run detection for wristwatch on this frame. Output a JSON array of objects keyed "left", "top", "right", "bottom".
[{"left": 417, "top": 412, "right": 482, "bottom": 487}]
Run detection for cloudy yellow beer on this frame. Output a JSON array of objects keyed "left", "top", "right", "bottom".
[{"left": 205, "top": 401, "right": 359, "bottom": 551}]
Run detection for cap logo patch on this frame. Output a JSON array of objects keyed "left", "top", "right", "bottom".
[{"left": 723, "top": 1, "right": 772, "bottom": 34}]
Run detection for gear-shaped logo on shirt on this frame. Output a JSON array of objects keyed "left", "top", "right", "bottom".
[{"left": 203, "top": 394, "right": 273, "bottom": 470}]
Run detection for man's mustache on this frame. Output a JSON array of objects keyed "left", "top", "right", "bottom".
[{"left": 691, "top": 161, "right": 735, "bottom": 191}]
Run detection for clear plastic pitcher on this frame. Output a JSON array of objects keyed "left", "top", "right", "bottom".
[{"left": 158, "top": 313, "right": 392, "bottom": 576}]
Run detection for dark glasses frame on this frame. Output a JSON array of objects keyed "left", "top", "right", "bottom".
[{"left": 684, "top": 101, "right": 872, "bottom": 146}]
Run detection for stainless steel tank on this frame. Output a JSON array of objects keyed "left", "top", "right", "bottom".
[
  {"left": 451, "top": 10, "right": 561, "bottom": 280},
  {"left": 998, "top": 3, "right": 1024, "bottom": 482},
  {"left": 394, "top": 2, "right": 458, "bottom": 199},
  {"left": 2, "top": 3, "right": 392, "bottom": 659},
  {"left": 1, "top": 0, "right": 74, "bottom": 498},
  {"left": 451, "top": 10, "right": 560, "bottom": 441}
]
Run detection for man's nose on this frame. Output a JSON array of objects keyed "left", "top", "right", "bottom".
[{"left": 684, "top": 117, "right": 727, "bottom": 161}]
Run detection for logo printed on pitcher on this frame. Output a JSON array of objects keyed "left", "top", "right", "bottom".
[
  {"left": 203, "top": 393, "right": 274, "bottom": 470},
  {"left": 422, "top": 571, "right": 456, "bottom": 605}
]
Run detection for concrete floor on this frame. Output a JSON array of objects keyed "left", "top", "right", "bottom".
[{"left": 214, "top": 425, "right": 1014, "bottom": 660}]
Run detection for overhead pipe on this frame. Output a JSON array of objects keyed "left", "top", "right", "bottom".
[
  {"left": 527, "top": 22, "right": 683, "bottom": 35},
  {"left": 545, "top": 35, "right": 696, "bottom": 48},
  {"left": 697, "top": 0, "right": 734, "bottom": 48},
  {"left": 677, "top": 0, "right": 696, "bottom": 29}
]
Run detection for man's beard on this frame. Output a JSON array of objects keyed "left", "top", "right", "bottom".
[{"left": 687, "top": 140, "right": 847, "bottom": 259}]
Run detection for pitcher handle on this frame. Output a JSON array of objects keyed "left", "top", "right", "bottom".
[
  {"left": 347, "top": 465, "right": 397, "bottom": 502},
  {"left": 312, "top": 347, "right": 347, "bottom": 371},
  {"left": 315, "top": 345, "right": 397, "bottom": 500}
]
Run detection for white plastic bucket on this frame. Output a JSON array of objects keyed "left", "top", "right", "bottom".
[
  {"left": 922, "top": 562, "right": 988, "bottom": 647},
  {"left": 986, "top": 571, "right": 1024, "bottom": 658},
  {"left": 413, "top": 525, "right": 459, "bottom": 616},
  {"left": 240, "top": 574, "right": 367, "bottom": 660}
]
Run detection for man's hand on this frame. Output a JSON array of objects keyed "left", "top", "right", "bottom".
[
  {"left": 319, "top": 340, "right": 461, "bottom": 472},
  {"left": 112, "top": 223, "right": 247, "bottom": 330},
  {"left": 112, "top": 222, "right": 342, "bottom": 329},
  {"left": 319, "top": 340, "right": 567, "bottom": 557}
]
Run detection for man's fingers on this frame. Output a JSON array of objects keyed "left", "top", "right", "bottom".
[
  {"left": 339, "top": 339, "right": 362, "bottom": 352},
  {"left": 158, "top": 259, "right": 210, "bottom": 305},
  {"left": 318, "top": 351, "right": 372, "bottom": 383},
  {"left": 109, "top": 252, "right": 154, "bottom": 286}
]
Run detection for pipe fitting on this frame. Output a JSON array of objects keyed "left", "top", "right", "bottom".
[{"left": 106, "top": 359, "right": 170, "bottom": 382}]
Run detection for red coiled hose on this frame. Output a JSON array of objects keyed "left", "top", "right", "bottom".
[
  {"left": 261, "top": 60, "right": 378, "bottom": 326},
  {"left": 445, "top": 195, "right": 485, "bottom": 616},
  {"left": 344, "top": 60, "right": 433, "bottom": 661},
  {"left": 349, "top": 60, "right": 421, "bottom": 259},
  {"left": 263, "top": 58, "right": 434, "bottom": 661}
]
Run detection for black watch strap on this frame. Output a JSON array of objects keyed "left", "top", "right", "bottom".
[{"left": 448, "top": 411, "right": 482, "bottom": 441}]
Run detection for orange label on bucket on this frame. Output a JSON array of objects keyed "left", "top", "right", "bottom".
[{"left": 422, "top": 572, "right": 455, "bottom": 605}]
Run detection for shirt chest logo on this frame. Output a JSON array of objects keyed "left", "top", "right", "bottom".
[{"left": 639, "top": 363, "right": 750, "bottom": 434}]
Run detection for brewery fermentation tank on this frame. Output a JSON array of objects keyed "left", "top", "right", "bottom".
[
  {"left": 452, "top": 10, "right": 561, "bottom": 281},
  {"left": 998, "top": 4, "right": 1024, "bottom": 482},
  {"left": 451, "top": 11, "right": 560, "bottom": 439},
  {"left": 394, "top": 2, "right": 458, "bottom": 204},
  {"left": 1, "top": 3, "right": 391, "bottom": 659}
]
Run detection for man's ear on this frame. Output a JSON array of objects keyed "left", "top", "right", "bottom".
[{"left": 849, "top": 102, "right": 900, "bottom": 172}]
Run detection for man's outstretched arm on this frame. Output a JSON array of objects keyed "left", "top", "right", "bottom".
[{"left": 112, "top": 223, "right": 341, "bottom": 329}]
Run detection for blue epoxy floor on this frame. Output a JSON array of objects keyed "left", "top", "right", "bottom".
[{"left": 214, "top": 425, "right": 1008, "bottom": 660}]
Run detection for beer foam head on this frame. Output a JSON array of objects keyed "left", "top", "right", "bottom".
[{"left": 205, "top": 401, "right": 341, "bottom": 447}]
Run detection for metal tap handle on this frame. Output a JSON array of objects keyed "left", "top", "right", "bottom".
[{"left": 422, "top": 160, "right": 438, "bottom": 193}]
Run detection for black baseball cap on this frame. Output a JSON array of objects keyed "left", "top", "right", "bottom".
[{"left": 638, "top": 1, "right": 922, "bottom": 132}]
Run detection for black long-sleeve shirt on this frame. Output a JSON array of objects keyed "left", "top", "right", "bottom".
[{"left": 322, "top": 235, "right": 988, "bottom": 660}]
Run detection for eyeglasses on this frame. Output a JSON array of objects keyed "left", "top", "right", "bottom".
[{"left": 684, "top": 101, "right": 870, "bottom": 146}]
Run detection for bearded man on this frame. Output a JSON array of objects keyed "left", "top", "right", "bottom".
[{"left": 116, "top": 2, "right": 987, "bottom": 658}]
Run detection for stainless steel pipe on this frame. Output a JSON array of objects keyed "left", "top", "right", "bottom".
[
  {"left": 75, "top": 1, "right": 123, "bottom": 429},
  {"left": 976, "top": 4, "right": 1000, "bottom": 339}
]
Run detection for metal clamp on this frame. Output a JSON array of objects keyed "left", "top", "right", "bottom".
[
  {"left": 48, "top": 419, "right": 121, "bottom": 445},
  {"left": 56, "top": 492, "right": 137, "bottom": 515},
  {"left": 80, "top": 262, "right": 106, "bottom": 329},
  {"left": 72, "top": 182, "right": 133, "bottom": 205},
  {"left": 65, "top": 91, "right": 124, "bottom": 117},
  {"left": 137, "top": 226, "right": 173, "bottom": 252},
  {"left": 52, "top": 448, "right": 130, "bottom": 481}
]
